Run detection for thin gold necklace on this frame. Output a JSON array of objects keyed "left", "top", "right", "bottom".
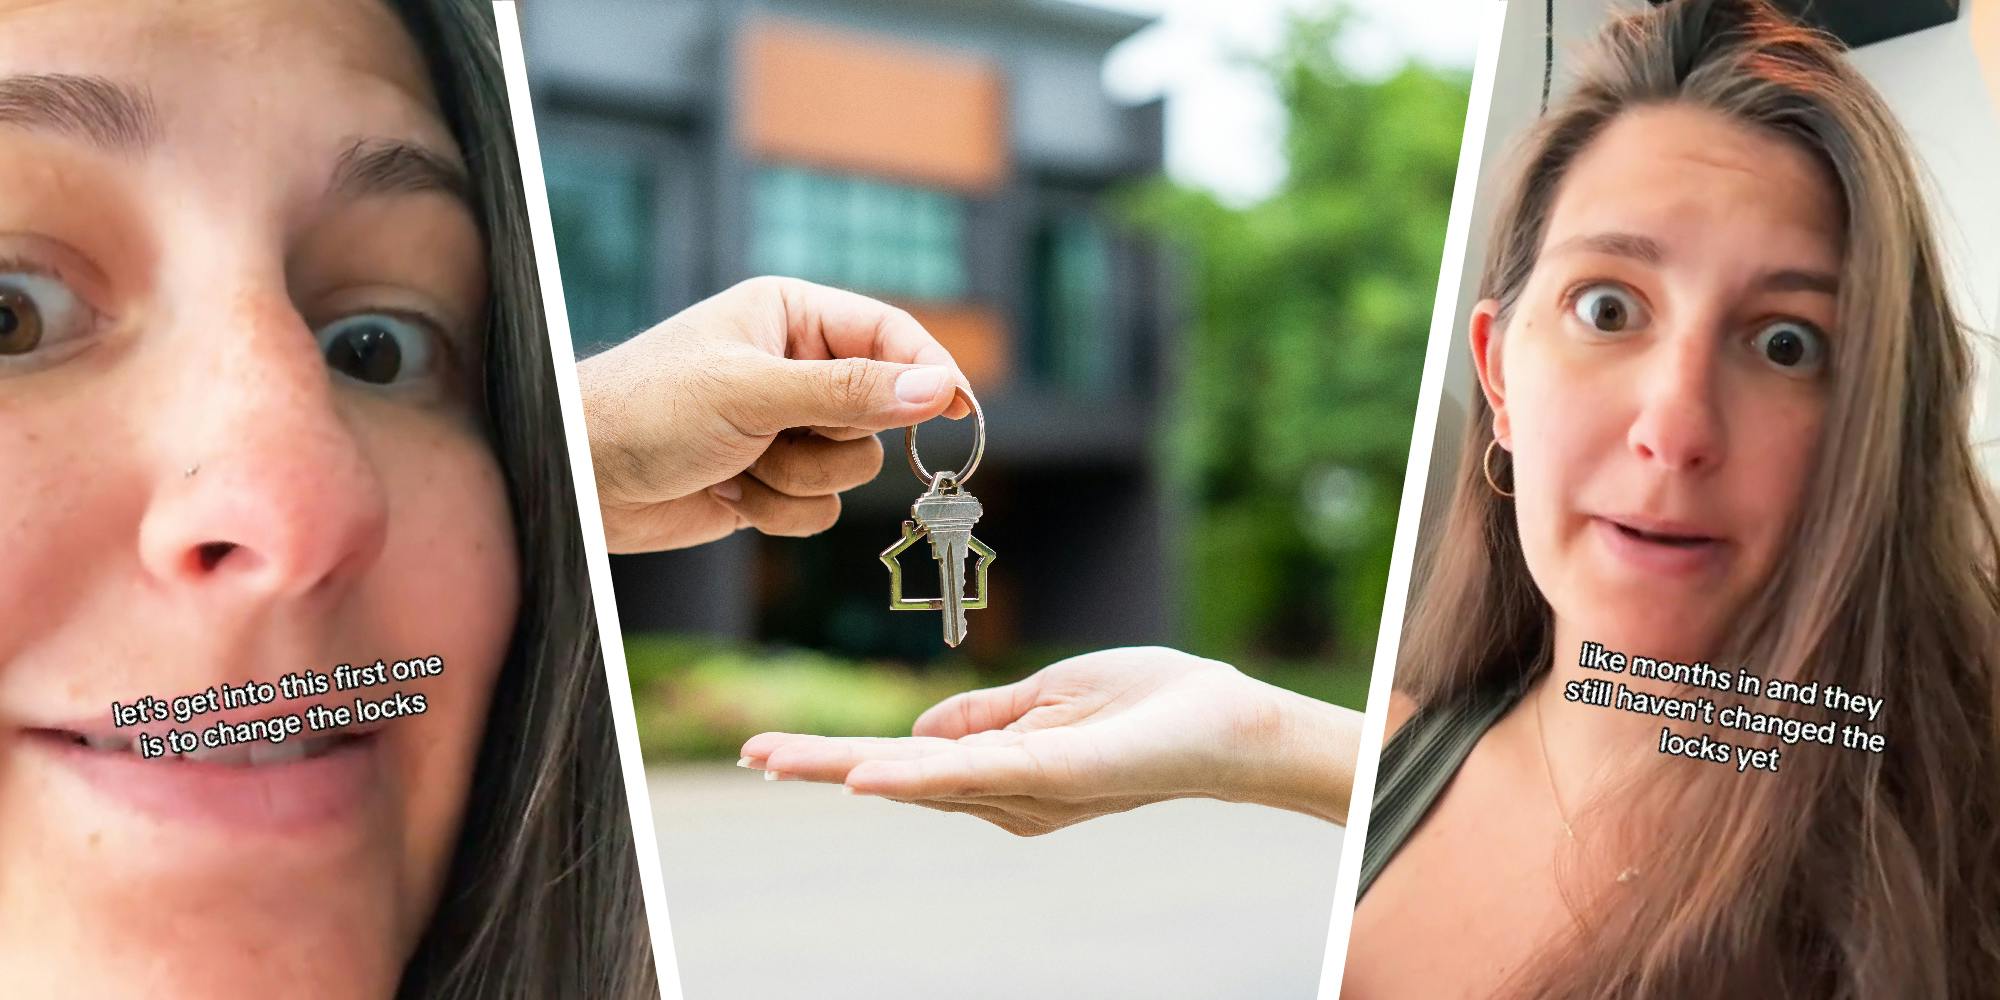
[
  {"left": 1532, "top": 689, "right": 1577, "bottom": 841},
  {"left": 1533, "top": 685, "right": 1641, "bottom": 883}
]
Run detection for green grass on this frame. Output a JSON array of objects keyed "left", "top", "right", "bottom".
[
  {"left": 621, "top": 633, "right": 1375, "bottom": 762},
  {"left": 622, "top": 635, "right": 978, "bottom": 760}
]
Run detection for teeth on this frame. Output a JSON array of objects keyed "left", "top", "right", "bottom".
[
  {"left": 55, "top": 731, "right": 133, "bottom": 753},
  {"left": 62, "top": 728, "right": 355, "bottom": 765},
  {"left": 248, "top": 741, "right": 308, "bottom": 766},
  {"left": 183, "top": 744, "right": 254, "bottom": 765}
]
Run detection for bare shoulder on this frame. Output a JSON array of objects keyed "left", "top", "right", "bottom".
[{"left": 1383, "top": 690, "right": 1421, "bottom": 742}]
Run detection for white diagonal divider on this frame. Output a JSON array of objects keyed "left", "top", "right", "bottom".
[
  {"left": 492, "top": 5, "right": 683, "bottom": 996},
  {"left": 1315, "top": 3, "right": 1510, "bottom": 996}
]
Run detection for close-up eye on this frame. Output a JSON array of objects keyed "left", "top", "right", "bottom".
[
  {"left": 0, "top": 269, "right": 95, "bottom": 360},
  {"left": 1568, "top": 282, "right": 1648, "bottom": 336},
  {"left": 1750, "top": 319, "right": 1828, "bottom": 375},
  {"left": 315, "top": 312, "right": 439, "bottom": 387}
]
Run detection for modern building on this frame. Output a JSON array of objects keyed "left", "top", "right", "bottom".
[{"left": 521, "top": 0, "right": 1179, "bottom": 660}]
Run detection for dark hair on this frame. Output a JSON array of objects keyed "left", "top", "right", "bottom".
[
  {"left": 382, "top": 2, "right": 657, "bottom": 996},
  {"left": 1398, "top": 0, "right": 2000, "bottom": 996}
]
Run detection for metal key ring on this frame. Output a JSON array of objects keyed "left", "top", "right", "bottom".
[{"left": 905, "top": 384, "right": 984, "bottom": 487}]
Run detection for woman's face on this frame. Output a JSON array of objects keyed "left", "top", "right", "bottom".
[
  {"left": 0, "top": 1, "right": 519, "bottom": 995},
  {"left": 1473, "top": 104, "right": 1842, "bottom": 665}
]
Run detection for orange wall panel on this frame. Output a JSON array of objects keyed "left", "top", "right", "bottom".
[
  {"left": 899, "top": 302, "right": 1011, "bottom": 390},
  {"left": 739, "top": 17, "right": 1008, "bottom": 193}
]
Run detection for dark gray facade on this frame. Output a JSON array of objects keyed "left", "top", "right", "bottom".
[{"left": 523, "top": 0, "right": 1180, "bottom": 659}]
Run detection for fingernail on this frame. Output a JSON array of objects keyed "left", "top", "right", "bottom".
[
  {"left": 736, "top": 756, "right": 759, "bottom": 769},
  {"left": 840, "top": 785, "right": 857, "bottom": 796},
  {"left": 710, "top": 481, "right": 743, "bottom": 502},
  {"left": 894, "top": 367, "right": 948, "bottom": 403}
]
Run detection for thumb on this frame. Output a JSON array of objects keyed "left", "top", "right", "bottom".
[
  {"left": 912, "top": 679, "right": 1039, "bottom": 739},
  {"left": 728, "top": 356, "right": 960, "bottom": 438}
]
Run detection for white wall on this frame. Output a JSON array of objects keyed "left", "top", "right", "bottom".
[
  {"left": 1417, "top": 0, "right": 1643, "bottom": 544},
  {"left": 1844, "top": 3, "right": 2000, "bottom": 485},
  {"left": 1419, "top": 0, "right": 2000, "bottom": 550}
]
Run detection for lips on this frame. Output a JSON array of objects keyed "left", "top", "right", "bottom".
[
  {"left": 1605, "top": 518, "right": 1718, "bottom": 547},
  {"left": 1591, "top": 514, "right": 1728, "bottom": 575},
  {"left": 31, "top": 726, "right": 364, "bottom": 766},
  {"left": 18, "top": 713, "right": 387, "bottom": 832}
]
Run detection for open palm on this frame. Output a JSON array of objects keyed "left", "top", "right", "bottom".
[{"left": 740, "top": 647, "right": 1342, "bottom": 836}]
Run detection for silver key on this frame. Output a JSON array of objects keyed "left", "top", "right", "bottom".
[
  {"left": 912, "top": 481, "right": 983, "bottom": 647},
  {"left": 883, "top": 390, "right": 996, "bottom": 646}
]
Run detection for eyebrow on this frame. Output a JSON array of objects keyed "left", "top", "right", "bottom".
[
  {"left": 1547, "top": 231, "right": 1666, "bottom": 265},
  {"left": 0, "top": 73, "right": 160, "bottom": 151},
  {"left": 1549, "top": 230, "right": 1838, "bottom": 296},
  {"left": 0, "top": 78, "right": 472, "bottom": 208},
  {"left": 1757, "top": 268, "right": 1839, "bottom": 295},
  {"left": 328, "top": 137, "right": 473, "bottom": 209}
]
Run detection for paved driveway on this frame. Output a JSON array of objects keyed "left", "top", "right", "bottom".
[{"left": 649, "top": 763, "right": 1345, "bottom": 999}]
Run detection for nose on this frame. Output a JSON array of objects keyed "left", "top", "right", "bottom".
[
  {"left": 137, "top": 289, "right": 389, "bottom": 603},
  {"left": 1625, "top": 325, "right": 1726, "bottom": 473}
]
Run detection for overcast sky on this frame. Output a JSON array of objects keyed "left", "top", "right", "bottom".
[{"left": 1088, "top": 0, "right": 1481, "bottom": 203}]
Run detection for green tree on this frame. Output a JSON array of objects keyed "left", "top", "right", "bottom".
[{"left": 1130, "top": 6, "right": 1470, "bottom": 665}]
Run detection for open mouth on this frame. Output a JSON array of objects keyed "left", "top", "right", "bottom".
[
  {"left": 1606, "top": 519, "right": 1718, "bottom": 548},
  {"left": 19, "top": 714, "right": 387, "bottom": 832},
  {"left": 27, "top": 727, "right": 371, "bottom": 767},
  {"left": 1592, "top": 514, "right": 1727, "bottom": 574}
]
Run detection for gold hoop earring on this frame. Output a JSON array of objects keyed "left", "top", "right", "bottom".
[{"left": 1483, "top": 439, "right": 1514, "bottom": 498}]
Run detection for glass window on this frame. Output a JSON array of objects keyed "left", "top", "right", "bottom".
[
  {"left": 543, "top": 143, "right": 655, "bottom": 354},
  {"left": 1029, "top": 212, "right": 1114, "bottom": 392},
  {"left": 750, "top": 165, "right": 967, "bottom": 302}
]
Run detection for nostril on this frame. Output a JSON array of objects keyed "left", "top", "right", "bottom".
[{"left": 196, "top": 542, "right": 238, "bottom": 571}]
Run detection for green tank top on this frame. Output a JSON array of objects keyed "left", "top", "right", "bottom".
[{"left": 1357, "top": 671, "right": 1536, "bottom": 899}]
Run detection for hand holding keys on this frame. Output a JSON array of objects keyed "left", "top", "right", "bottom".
[{"left": 880, "top": 388, "right": 995, "bottom": 647}]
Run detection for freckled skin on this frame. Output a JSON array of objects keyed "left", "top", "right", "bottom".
[{"left": 0, "top": 2, "right": 517, "bottom": 997}]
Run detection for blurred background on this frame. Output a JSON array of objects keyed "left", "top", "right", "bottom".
[{"left": 522, "top": 0, "right": 1472, "bottom": 995}]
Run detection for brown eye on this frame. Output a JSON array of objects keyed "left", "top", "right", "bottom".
[
  {"left": 315, "top": 313, "right": 436, "bottom": 386},
  {"left": 1751, "top": 320, "right": 1827, "bottom": 376},
  {"left": 0, "top": 271, "right": 91, "bottom": 359},
  {"left": 1570, "top": 283, "right": 1648, "bottom": 336},
  {"left": 0, "top": 287, "right": 40, "bottom": 354}
]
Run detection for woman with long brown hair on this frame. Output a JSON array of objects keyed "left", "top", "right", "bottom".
[
  {"left": 1347, "top": 0, "right": 2000, "bottom": 996},
  {"left": 0, "top": 1, "right": 655, "bottom": 995}
]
